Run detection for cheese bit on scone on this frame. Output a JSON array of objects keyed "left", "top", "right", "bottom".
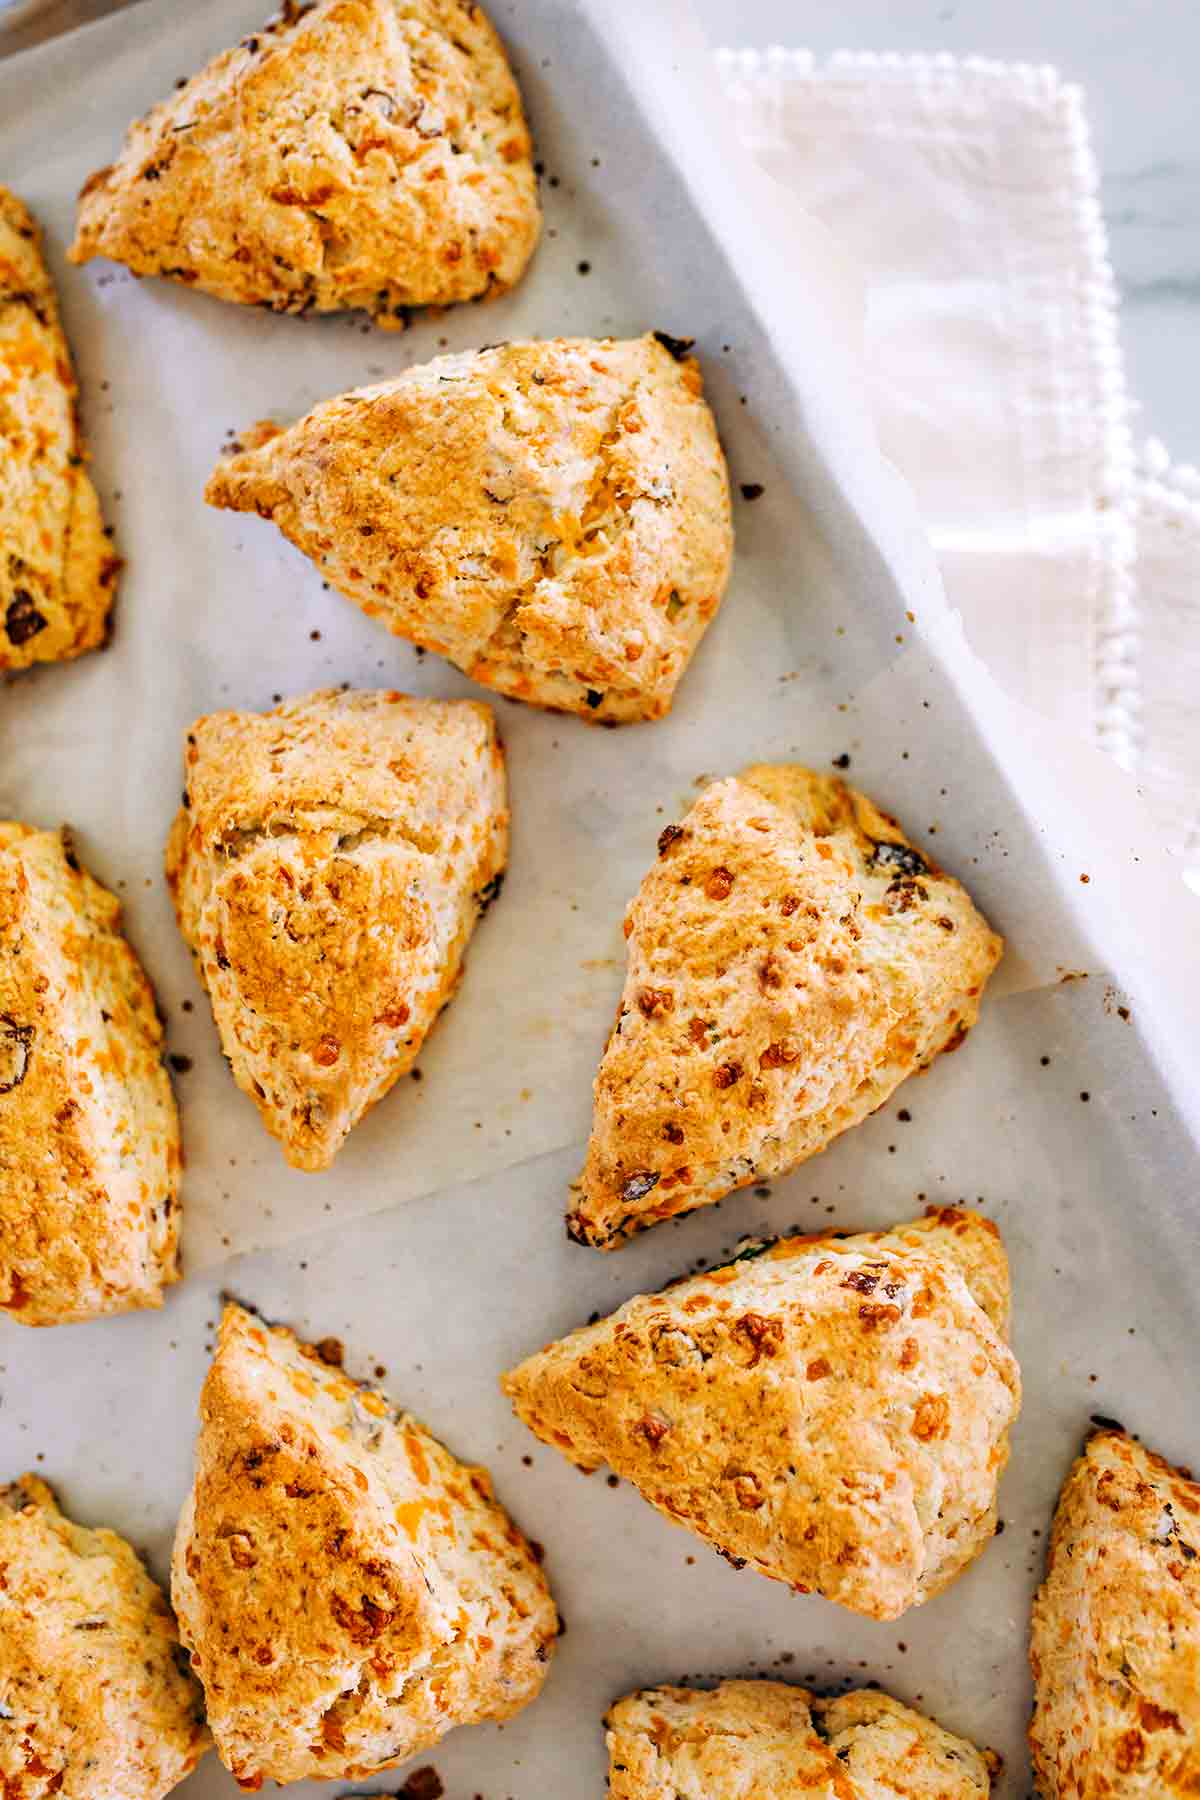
[
  {"left": 0, "top": 824, "right": 181, "bottom": 1327},
  {"left": 1030, "top": 1428, "right": 1200, "bottom": 1798},
  {"left": 0, "top": 187, "right": 118, "bottom": 673},
  {"left": 0, "top": 1476, "right": 209, "bottom": 1800},
  {"left": 606, "top": 1680, "right": 997, "bottom": 1799},
  {"left": 204, "top": 334, "right": 733, "bottom": 723},
  {"left": 173, "top": 1303, "right": 558, "bottom": 1788},
  {"left": 69, "top": 0, "right": 539, "bottom": 323},
  {"left": 165, "top": 687, "right": 507, "bottom": 1170},
  {"left": 503, "top": 1208, "right": 1020, "bottom": 1621},
  {"left": 569, "top": 764, "right": 1002, "bottom": 1248}
]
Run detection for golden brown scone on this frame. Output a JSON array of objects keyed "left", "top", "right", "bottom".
[
  {"left": 0, "top": 823, "right": 181, "bottom": 1327},
  {"left": 569, "top": 765, "right": 1003, "bottom": 1247},
  {"left": 0, "top": 1475, "right": 208, "bottom": 1800},
  {"left": 164, "top": 687, "right": 507, "bottom": 1170},
  {"left": 0, "top": 187, "right": 117, "bottom": 673},
  {"left": 69, "top": 0, "right": 538, "bottom": 322},
  {"left": 503, "top": 1208, "right": 1020, "bottom": 1621},
  {"left": 1029, "top": 1428, "right": 1200, "bottom": 1798},
  {"left": 173, "top": 1303, "right": 557, "bottom": 1787},
  {"left": 606, "top": 1680, "right": 996, "bottom": 1798},
  {"left": 204, "top": 334, "right": 732, "bottom": 723}
]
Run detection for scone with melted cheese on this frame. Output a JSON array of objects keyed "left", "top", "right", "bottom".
[
  {"left": 1, "top": 187, "right": 118, "bottom": 672},
  {"left": 165, "top": 687, "right": 507, "bottom": 1169},
  {"left": 569, "top": 764, "right": 1002, "bottom": 1247},
  {"left": 607, "top": 1680, "right": 996, "bottom": 1798},
  {"left": 0, "top": 823, "right": 181, "bottom": 1326},
  {"left": 173, "top": 1303, "right": 557, "bottom": 1787},
  {"left": 69, "top": 0, "right": 538, "bottom": 322},
  {"left": 0, "top": 1475, "right": 208, "bottom": 1800},
  {"left": 503, "top": 1208, "right": 1020, "bottom": 1621},
  {"left": 204, "top": 334, "right": 732, "bottom": 723},
  {"left": 1030, "top": 1428, "right": 1200, "bottom": 1798}
]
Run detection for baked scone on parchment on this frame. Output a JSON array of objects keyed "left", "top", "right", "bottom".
[
  {"left": 205, "top": 334, "right": 733, "bottom": 722},
  {"left": 606, "top": 1680, "right": 997, "bottom": 1798},
  {"left": 1, "top": 186, "right": 118, "bottom": 673},
  {"left": 0, "top": 823, "right": 181, "bottom": 1327},
  {"left": 569, "top": 764, "right": 1002, "bottom": 1248},
  {"left": 69, "top": 0, "right": 539, "bottom": 323},
  {"left": 0, "top": 1475, "right": 208, "bottom": 1800},
  {"left": 1030, "top": 1428, "right": 1200, "bottom": 1798},
  {"left": 173, "top": 1303, "right": 558, "bottom": 1786},
  {"left": 165, "top": 687, "right": 507, "bottom": 1169},
  {"left": 503, "top": 1208, "right": 1020, "bottom": 1620}
]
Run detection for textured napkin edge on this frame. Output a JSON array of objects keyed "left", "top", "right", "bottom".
[{"left": 715, "top": 46, "right": 1141, "bottom": 772}]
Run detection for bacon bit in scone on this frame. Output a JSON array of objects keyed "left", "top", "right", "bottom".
[
  {"left": 637, "top": 986, "right": 674, "bottom": 1018},
  {"left": 858, "top": 1303, "right": 902, "bottom": 1330},
  {"left": 635, "top": 1412, "right": 672, "bottom": 1448},
  {"left": 735, "top": 1312, "right": 783, "bottom": 1363},
  {"left": 759, "top": 1041, "right": 799, "bottom": 1070},
  {"left": 652, "top": 330, "right": 695, "bottom": 362},
  {"left": 713, "top": 1061, "right": 742, "bottom": 1089},
  {"left": 705, "top": 865, "right": 735, "bottom": 900},
  {"left": 842, "top": 1269, "right": 879, "bottom": 1296},
  {"left": 620, "top": 1170, "right": 661, "bottom": 1205},
  {"left": 658, "top": 823, "right": 686, "bottom": 856},
  {"left": 732, "top": 1473, "right": 764, "bottom": 1509}
]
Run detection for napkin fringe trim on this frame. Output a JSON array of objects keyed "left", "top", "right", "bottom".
[{"left": 715, "top": 46, "right": 1141, "bottom": 773}]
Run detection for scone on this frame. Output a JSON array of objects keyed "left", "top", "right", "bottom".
[
  {"left": 204, "top": 334, "right": 732, "bottom": 723},
  {"left": 0, "top": 823, "right": 181, "bottom": 1326},
  {"left": 569, "top": 764, "right": 1002, "bottom": 1247},
  {"left": 0, "top": 1475, "right": 208, "bottom": 1800},
  {"left": 1029, "top": 1428, "right": 1200, "bottom": 1797},
  {"left": 164, "top": 687, "right": 507, "bottom": 1169},
  {"left": 69, "top": 0, "right": 538, "bottom": 323},
  {"left": 503, "top": 1208, "right": 1020, "bottom": 1620},
  {"left": 1, "top": 186, "right": 118, "bottom": 672},
  {"left": 173, "top": 1303, "right": 558, "bottom": 1787},
  {"left": 607, "top": 1680, "right": 996, "bottom": 1798}
]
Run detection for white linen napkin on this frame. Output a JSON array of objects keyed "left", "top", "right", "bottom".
[{"left": 719, "top": 48, "right": 1199, "bottom": 877}]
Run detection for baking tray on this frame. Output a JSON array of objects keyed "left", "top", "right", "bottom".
[{"left": 1, "top": 2, "right": 1198, "bottom": 1794}]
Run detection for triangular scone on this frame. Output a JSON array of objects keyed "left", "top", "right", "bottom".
[
  {"left": 69, "top": 0, "right": 538, "bottom": 322},
  {"left": 0, "top": 824, "right": 181, "bottom": 1327},
  {"left": 606, "top": 1681, "right": 996, "bottom": 1798},
  {"left": 0, "top": 1475, "right": 208, "bottom": 1800},
  {"left": 1030, "top": 1429, "right": 1200, "bottom": 1798},
  {"left": 1, "top": 187, "right": 118, "bottom": 672},
  {"left": 204, "top": 335, "right": 732, "bottom": 723},
  {"left": 173, "top": 1304, "right": 558, "bottom": 1787},
  {"left": 165, "top": 687, "right": 507, "bottom": 1169},
  {"left": 503, "top": 1208, "right": 1020, "bottom": 1621},
  {"left": 570, "top": 765, "right": 1003, "bottom": 1247}
]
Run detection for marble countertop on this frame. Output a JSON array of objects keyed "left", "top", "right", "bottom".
[{"left": 4, "top": 0, "right": 1196, "bottom": 463}]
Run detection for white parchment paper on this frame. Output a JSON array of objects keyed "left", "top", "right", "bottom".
[{"left": 1, "top": 3, "right": 1198, "bottom": 1796}]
